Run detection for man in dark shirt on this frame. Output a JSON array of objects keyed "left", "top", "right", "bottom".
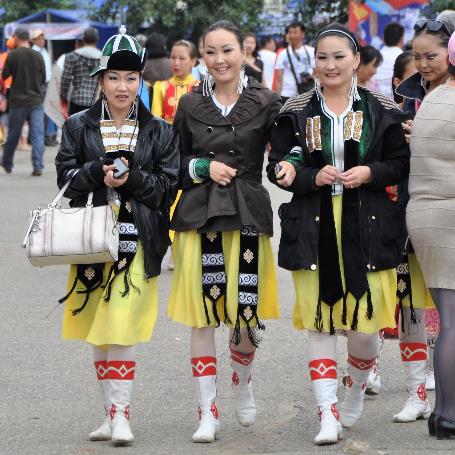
[{"left": 1, "top": 27, "right": 46, "bottom": 175}]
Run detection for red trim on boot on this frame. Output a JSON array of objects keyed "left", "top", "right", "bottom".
[
  {"left": 347, "top": 354, "right": 376, "bottom": 371},
  {"left": 109, "top": 404, "right": 117, "bottom": 420},
  {"left": 318, "top": 404, "right": 340, "bottom": 420},
  {"left": 399, "top": 342, "right": 427, "bottom": 362},
  {"left": 230, "top": 349, "right": 255, "bottom": 366},
  {"left": 309, "top": 359, "right": 337, "bottom": 380},
  {"left": 211, "top": 403, "right": 219, "bottom": 419},
  {"left": 191, "top": 356, "right": 217, "bottom": 377},
  {"left": 94, "top": 360, "right": 108, "bottom": 380},
  {"left": 417, "top": 384, "right": 427, "bottom": 401},
  {"left": 108, "top": 361, "right": 136, "bottom": 380}
]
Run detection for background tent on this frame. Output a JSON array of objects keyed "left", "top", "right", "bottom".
[{"left": 4, "top": 9, "right": 118, "bottom": 59}]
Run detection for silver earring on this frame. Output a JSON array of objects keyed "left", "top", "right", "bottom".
[
  {"left": 202, "top": 70, "right": 214, "bottom": 97},
  {"left": 315, "top": 77, "right": 323, "bottom": 101},
  {"left": 349, "top": 71, "right": 361, "bottom": 102},
  {"left": 237, "top": 64, "right": 246, "bottom": 95}
]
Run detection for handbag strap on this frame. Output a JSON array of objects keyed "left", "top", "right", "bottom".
[
  {"left": 286, "top": 47, "right": 301, "bottom": 87},
  {"left": 302, "top": 45, "right": 311, "bottom": 68},
  {"left": 49, "top": 170, "right": 94, "bottom": 208}
]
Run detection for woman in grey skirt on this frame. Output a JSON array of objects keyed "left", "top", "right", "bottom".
[{"left": 407, "top": 31, "right": 455, "bottom": 439}]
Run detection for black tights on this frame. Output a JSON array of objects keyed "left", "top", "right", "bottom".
[{"left": 429, "top": 288, "right": 455, "bottom": 421}]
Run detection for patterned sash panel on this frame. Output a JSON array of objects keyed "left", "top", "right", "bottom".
[{"left": 200, "top": 226, "right": 264, "bottom": 347}]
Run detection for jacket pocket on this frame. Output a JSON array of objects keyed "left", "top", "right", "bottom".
[
  {"left": 380, "top": 200, "right": 400, "bottom": 246},
  {"left": 279, "top": 202, "right": 302, "bottom": 243},
  {"left": 151, "top": 209, "right": 170, "bottom": 257}
]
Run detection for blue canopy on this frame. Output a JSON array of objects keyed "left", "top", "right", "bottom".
[{"left": 5, "top": 8, "right": 118, "bottom": 47}]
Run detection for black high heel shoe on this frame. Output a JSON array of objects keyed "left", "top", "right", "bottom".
[
  {"left": 428, "top": 412, "right": 437, "bottom": 436},
  {"left": 435, "top": 416, "right": 455, "bottom": 440}
]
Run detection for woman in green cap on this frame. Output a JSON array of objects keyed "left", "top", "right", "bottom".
[{"left": 55, "top": 26, "right": 179, "bottom": 446}]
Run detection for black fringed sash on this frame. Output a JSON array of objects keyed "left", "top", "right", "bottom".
[
  {"left": 200, "top": 226, "right": 264, "bottom": 347},
  {"left": 307, "top": 95, "right": 374, "bottom": 332},
  {"left": 396, "top": 254, "right": 418, "bottom": 330},
  {"left": 59, "top": 264, "right": 104, "bottom": 315},
  {"left": 103, "top": 199, "right": 140, "bottom": 302}
]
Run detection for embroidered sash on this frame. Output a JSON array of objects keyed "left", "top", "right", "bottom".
[{"left": 200, "top": 226, "right": 264, "bottom": 347}]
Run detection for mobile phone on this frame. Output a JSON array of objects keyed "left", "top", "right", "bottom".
[
  {"left": 275, "top": 163, "right": 283, "bottom": 179},
  {"left": 113, "top": 157, "right": 129, "bottom": 178}
]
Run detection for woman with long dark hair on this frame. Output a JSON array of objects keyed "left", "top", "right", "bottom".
[
  {"left": 269, "top": 23, "right": 409, "bottom": 445},
  {"left": 392, "top": 20, "right": 454, "bottom": 425},
  {"left": 407, "top": 31, "right": 455, "bottom": 439},
  {"left": 243, "top": 32, "right": 265, "bottom": 84},
  {"left": 168, "top": 20, "right": 281, "bottom": 443}
]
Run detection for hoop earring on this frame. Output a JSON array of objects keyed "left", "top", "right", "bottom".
[
  {"left": 349, "top": 71, "right": 361, "bottom": 102},
  {"left": 202, "top": 70, "right": 214, "bottom": 97}
]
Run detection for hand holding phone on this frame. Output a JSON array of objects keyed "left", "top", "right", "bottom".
[
  {"left": 275, "top": 163, "right": 283, "bottom": 179},
  {"left": 113, "top": 157, "right": 129, "bottom": 179}
]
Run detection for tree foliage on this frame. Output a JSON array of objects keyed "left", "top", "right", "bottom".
[
  {"left": 92, "top": 0, "right": 264, "bottom": 44},
  {"left": 290, "top": 0, "right": 349, "bottom": 41},
  {"left": 429, "top": 0, "right": 455, "bottom": 14}
]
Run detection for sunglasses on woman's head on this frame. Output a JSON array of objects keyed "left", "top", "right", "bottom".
[{"left": 414, "top": 19, "right": 451, "bottom": 37}]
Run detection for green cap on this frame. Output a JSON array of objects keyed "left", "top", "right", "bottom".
[{"left": 91, "top": 25, "right": 146, "bottom": 77}]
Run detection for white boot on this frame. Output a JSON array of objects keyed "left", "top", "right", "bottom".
[
  {"left": 366, "top": 337, "right": 383, "bottom": 396},
  {"left": 365, "top": 364, "right": 381, "bottom": 396},
  {"left": 340, "top": 356, "right": 374, "bottom": 428},
  {"left": 108, "top": 361, "right": 135, "bottom": 446},
  {"left": 309, "top": 359, "right": 343, "bottom": 445},
  {"left": 231, "top": 349, "right": 256, "bottom": 427},
  {"left": 192, "top": 375, "right": 220, "bottom": 443},
  {"left": 393, "top": 345, "right": 431, "bottom": 423},
  {"left": 316, "top": 405, "right": 343, "bottom": 445},
  {"left": 89, "top": 361, "right": 111, "bottom": 441},
  {"left": 425, "top": 368, "right": 435, "bottom": 391}
]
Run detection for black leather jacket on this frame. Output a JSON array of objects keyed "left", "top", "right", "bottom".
[{"left": 55, "top": 98, "right": 179, "bottom": 278}]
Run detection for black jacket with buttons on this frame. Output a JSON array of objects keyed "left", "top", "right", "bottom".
[
  {"left": 55, "top": 98, "right": 179, "bottom": 278},
  {"left": 267, "top": 88, "right": 410, "bottom": 272},
  {"left": 171, "top": 78, "right": 282, "bottom": 235}
]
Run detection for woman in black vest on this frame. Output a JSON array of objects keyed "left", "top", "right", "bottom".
[{"left": 269, "top": 24, "right": 409, "bottom": 446}]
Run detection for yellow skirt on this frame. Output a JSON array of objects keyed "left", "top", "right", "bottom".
[
  {"left": 292, "top": 195, "right": 397, "bottom": 334},
  {"left": 400, "top": 253, "right": 434, "bottom": 309},
  {"left": 167, "top": 230, "right": 280, "bottom": 328},
  {"left": 62, "top": 242, "right": 158, "bottom": 346},
  {"left": 169, "top": 190, "right": 182, "bottom": 242}
]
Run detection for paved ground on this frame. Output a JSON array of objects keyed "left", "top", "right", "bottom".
[{"left": 1, "top": 147, "right": 453, "bottom": 454}]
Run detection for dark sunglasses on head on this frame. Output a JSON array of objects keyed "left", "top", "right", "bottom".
[{"left": 414, "top": 19, "right": 451, "bottom": 36}]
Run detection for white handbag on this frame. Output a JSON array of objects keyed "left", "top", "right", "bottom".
[{"left": 23, "top": 174, "right": 119, "bottom": 267}]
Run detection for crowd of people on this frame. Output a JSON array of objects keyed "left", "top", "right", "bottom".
[{"left": 2, "top": 9, "right": 455, "bottom": 449}]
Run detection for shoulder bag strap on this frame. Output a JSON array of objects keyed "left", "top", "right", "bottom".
[
  {"left": 286, "top": 47, "right": 301, "bottom": 87},
  {"left": 303, "top": 45, "right": 311, "bottom": 68}
]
